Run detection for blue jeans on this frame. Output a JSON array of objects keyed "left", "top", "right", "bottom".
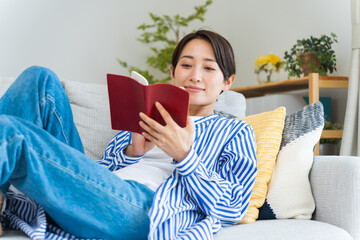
[{"left": 0, "top": 66, "right": 154, "bottom": 239}]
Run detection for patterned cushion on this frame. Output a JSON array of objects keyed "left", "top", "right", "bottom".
[
  {"left": 258, "top": 101, "right": 324, "bottom": 220},
  {"left": 237, "top": 107, "right": 286, "bottom": 224}
]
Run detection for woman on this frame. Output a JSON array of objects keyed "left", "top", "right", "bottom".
[{"left": 0, "top": 30, "right": 257, "bottom": 239}]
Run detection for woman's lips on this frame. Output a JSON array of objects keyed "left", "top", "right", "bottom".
[{"left": 184, "top": 86, "right": 204, "bottom": 93}]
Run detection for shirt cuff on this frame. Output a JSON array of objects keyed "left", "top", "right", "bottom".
[
  {"left": 174, "top": 146, "right": 200, "bottom": 177},
  {"left": 120, "top": 148, "right": 143, "bottom": 164}
]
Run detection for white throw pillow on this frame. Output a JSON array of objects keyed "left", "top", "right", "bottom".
[{"left": 258, "top": 102, "right": 325, "bottom": 220}]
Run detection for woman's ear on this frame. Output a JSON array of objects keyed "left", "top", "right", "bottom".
[
  {"left": 170, "top": 65, "right": 175, "bottom": 84},
  {"left": 222, "top": 74, "right": 235, "bottom": 91}
]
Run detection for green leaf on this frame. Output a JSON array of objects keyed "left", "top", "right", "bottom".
[
  {"left": 118, "top": 0, "right": 212, "bottom": 83},
  {"left": 284, "top": 33, "right": 338, "bottom": 77}
]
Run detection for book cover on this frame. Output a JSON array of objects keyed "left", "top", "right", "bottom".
[{"left": 107, "top": 73, "right": 190, "bottom": 134}]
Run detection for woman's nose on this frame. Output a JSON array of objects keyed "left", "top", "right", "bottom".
[{"left": 190, "top": 68, "right": 202, "bottom": 82}]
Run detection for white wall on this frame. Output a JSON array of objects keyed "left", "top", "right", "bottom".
[
  {"left": 0, "top": 0, "right": 351, "bottom": 121},
  {"left": 0, "top": 0, "right": 351, "bottom": 85}
]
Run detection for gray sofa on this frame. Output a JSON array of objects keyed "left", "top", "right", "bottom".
[{"left": 0, "top": 77, "right": 358, "bottom": 240}]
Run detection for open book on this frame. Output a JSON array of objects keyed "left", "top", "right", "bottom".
[{"left": 107, "top": 71, "right": 190, "bottom": 134}]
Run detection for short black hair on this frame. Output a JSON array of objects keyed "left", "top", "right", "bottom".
[{"left": 171, "top": 30, "right": 236, "bottom": 82}]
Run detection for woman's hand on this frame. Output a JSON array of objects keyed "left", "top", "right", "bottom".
[
  {"left": 124, "top": 132, "right": 155, "bottom": 157},
  {"left": 139, "top": 102, "right": 194, "bottom": 162}
]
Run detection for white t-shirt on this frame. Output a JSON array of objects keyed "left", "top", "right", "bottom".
[{"left": 113, "top": 116, "right": 201, "bottom": 191}]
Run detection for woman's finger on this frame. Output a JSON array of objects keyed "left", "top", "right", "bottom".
[
  {"left": 155, "top": 102, "right": 176, "bottom": 126},
  {"left": 142, "top": 131, "right": 158, "bottom": 143},
  {"left": 139, "top": 120, "right": 159, "bottom": 137},
  {"left": 139, "top": 112, "right": 163, "bottom": 132}
]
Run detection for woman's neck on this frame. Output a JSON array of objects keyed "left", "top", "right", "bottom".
[{"left": 188, "top": 105, "right": 214, "bottom": 117}]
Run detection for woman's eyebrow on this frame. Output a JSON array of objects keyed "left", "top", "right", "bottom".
[
  {"left": 180, "top": 55, "right": 194, "bottom": 60},
  {"left": 204, "top": 58, "right": 216, "bottom": 62},
  {"left": 180, "top": 55, "right": 216, "bottom": 62}
]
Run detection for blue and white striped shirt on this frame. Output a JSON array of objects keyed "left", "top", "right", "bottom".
[
  {"left": 98, "top": 114, "right": 257, "bottom": 239},
  {"left": 1, "top": 114, "right": 256, "bottom": 239}
]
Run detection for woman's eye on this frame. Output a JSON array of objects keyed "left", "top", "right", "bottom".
[
  {"left": 205, "top": 67, "right": 215, "bottom": 71},
  {"left": 181, "top": 64, "right": 191, "bottom": 68}
]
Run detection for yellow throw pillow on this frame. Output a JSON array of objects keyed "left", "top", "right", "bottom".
[{"left": 237, "top": 107, "right": 286, "bottom": 224}]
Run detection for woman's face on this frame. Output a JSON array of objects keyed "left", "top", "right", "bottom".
[{"left": 170, "top": 38, "right": 234, "bottom": 116}]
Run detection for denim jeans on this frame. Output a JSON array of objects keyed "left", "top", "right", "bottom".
[{"left": 0, "top": 66, "right": 154, "bottom": 239}]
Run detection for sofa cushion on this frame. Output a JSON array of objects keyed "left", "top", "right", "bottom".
[
  {"left": 214, "top": 90, "right": 246, "bottom": 118},
  {"left": 237, "top": 107, "right": 286, "bottom": 223},
  {"left": 2, "top": 219, "right": 352, "bottom": 240},
  {"left": 61, "top": 80, "right": 118, "bottom": 160},
  {"left": 311, "top": 156, "right": 360, "bottom": 240},
  {"left": 258, "top": 102, "right": 325, "bottom": 220},
  {"left": 214, "top": 220, "right": 353, "bottom": 240}
]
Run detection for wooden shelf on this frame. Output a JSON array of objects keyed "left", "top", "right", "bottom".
[
  {"left": 321, "top": 130, "right": 343, "bottom": 139},
  {"left": 231, "top": 75, "right": 349, "bottom": 98},
  {"left": 231, "top": 73, "right": 349, "bottom": 155}
]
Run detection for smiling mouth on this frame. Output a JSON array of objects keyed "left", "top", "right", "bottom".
[{"left": 184, "top": 86, "right": 204, "bottom": 92}]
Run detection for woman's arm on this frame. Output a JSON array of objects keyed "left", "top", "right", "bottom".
[
  {"left": 139, "top": 103, "right": 257, "bottom": 222},
  {"left": 97, "top": 131, "right": 143, "bottom": 171},
  {"left": 175, "top": 123, "right": 257, "bottom": 224}
]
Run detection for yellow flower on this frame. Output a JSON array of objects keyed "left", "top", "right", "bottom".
[
  {"left": 255, "top": 55, "right": 269, "bottom": 67},
  {"left": 268, "top": 54, "right": 281, "bottom": 66},
  {"left": 254, "top": 54, "right": 283, "bottom": 74}
]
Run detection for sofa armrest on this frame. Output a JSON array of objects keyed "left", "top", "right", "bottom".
[{"left": 310, "top": 155, "right": 360, "bottom": 240}]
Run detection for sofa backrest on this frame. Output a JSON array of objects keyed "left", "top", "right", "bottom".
[
  {"left": 0, "top": 77, "right": 15, "bottom": 98},
  {"left": 60, "top": 80, "right": 119, "bottom": 160},
  {"left": 61, "top": 80, "right": 247, "bottom": 160},
  {"left": 1, "top": 77, "right": 246, "bottom": 160}
]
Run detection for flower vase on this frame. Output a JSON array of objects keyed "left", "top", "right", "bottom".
[{"left": 257, "top": 71, "right": 272, "bottom": 84}]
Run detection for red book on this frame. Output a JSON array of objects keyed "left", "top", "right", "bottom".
[{"left": 107, "top": 73, "right": 190, "bottom": 134}]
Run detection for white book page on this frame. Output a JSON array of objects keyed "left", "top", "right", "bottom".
[{"left": 131, "top": 71, "right": 149, "bottom": 86}]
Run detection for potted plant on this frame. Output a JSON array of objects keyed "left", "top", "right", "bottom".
[
  {"left": 283, "top": 33, "right": 338, "bottom": 78},
  {"left": 118, "top": 0, "right": 213, "bottom": 84},
  {"left": 320, "top": 121, "right": 343, "bottom": 155}
]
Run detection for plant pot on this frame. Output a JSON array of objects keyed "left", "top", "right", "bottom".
[
  {"left": 298, "top": 52, "right": 322, "bottom": 76},
  {"left": 320, "top": 143, "right": 341, "bottom": 155}
]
